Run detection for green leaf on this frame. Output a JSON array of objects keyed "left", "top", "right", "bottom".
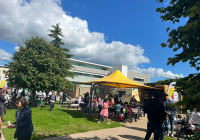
[
  {"left": 161, "top": 43, "right": 167, "bottom": 48},
  {"left": 173, "top": 47, "right": 178, "bottom": 52},
  {"left": 166, "top": 27, "right": 170, "bottom": 32}
]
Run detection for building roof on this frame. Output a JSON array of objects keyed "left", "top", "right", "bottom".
[{"left": 68, "top": 58, "right": 112, "bottom": 69}]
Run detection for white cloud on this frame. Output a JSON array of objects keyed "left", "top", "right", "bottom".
[
  {"left": 132, "top": 66, "right": 184, "bottom": 78},
  {"left": 0, "top": 0, "right": 183, "bottom": 79},
  {"left": 164, "top": 2, "right": 168, "bottom": 5},
  {"left": 14, "top": 46, "right": 20, "bottom": 51},
  {"left": 0, "top": 49, "right": 12, "bottom": 61}
]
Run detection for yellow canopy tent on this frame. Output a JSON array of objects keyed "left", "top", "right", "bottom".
[
  {"left": 83, "top": 70, "right": 158, "bottom": 118},
  {"left": 84, "top": 70, "right": 156, "bottom": 89}
]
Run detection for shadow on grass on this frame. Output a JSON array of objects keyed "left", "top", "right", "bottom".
[
  {"left": 57, "top": 108, "right": 98, "bottom": 122},
  {"left": 125, "top": 126, "right": 147, "bottom": 132},
  {"left": 40, "top": 135, "right": 120, "bottom": 140}
]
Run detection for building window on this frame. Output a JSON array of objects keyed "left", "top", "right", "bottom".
[
  {"left": 69, "top": 62, "right": 108, "bottom": 71},
  {"left": 74, "top": 72, "right": 103, "bottom": 78},
  {"left": 133, "top": 78, "right": 144, "bottom": 82}
]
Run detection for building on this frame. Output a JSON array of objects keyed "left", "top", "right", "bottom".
[
  {"left": 67, "top": 59, "right": 150, "bottom": 99},
  {"left": 0, "top": 65, "right": 9, "bottom": 80}
]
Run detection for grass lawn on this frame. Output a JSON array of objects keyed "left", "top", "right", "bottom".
[
  {"left": 2, "top": 105, "right": 124, "bottom": 140},
  {"left": 151, "top": 136, "right": 176, "bottom": 140}
]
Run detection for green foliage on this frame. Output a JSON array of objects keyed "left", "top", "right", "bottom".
[
  {"left": 48, "top": 23, "right": 73, "bottom": 58},
  {"left": 156, "top": 0, "right": 200, "bottom": 69},
  {"left": 156, "top": 0, "right": 200, "bottom": 110},
  {"left": 155, "top": 78, "right": 181, "bottom": 85},
  {"left": 5, "top": 36, "right": 75, "bottom": 94}
]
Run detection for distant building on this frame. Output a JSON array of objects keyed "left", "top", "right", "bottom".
[
  {"left": 0, "top": 59, "right": 150, "bottom": 99},
  {"left": 67, "top": 59, "right": 150, "bottom": 98}
]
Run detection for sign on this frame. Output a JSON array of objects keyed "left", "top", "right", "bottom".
[
  {"left": 117, "top": 88, "right": 126, "bottom": 91},
  {"left": 132, "top": 88, "right": 140, "bottom": 101}
]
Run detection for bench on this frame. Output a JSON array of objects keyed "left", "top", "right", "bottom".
[{"left": 69, "top": 104, "right": 80, "bottom": 110}]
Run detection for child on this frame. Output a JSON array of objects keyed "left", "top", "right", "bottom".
[
  {"left": 93, "top": 97, "right": 97, "bottom": 103},
  {"left": 93, "top": 101, "right": 98, "bottom": 113},
  {"left": 98, "top": 99, "right": 111, "bottom": 124},
  {"left": 115, "top": 100, "right": 121, "bottom": 118}
]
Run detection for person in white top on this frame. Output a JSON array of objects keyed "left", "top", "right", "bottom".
[
  {"left": 192, "top": 108, "right": 200, "bottom": 138},
  {"left": 59, "top": 92, "right": 63, "bottom": 104},
  {"left": 42, "top": 91, "right": 46, "bottom": 101},
  {"left": 49, "top": 91, "right": 52, "bottom": 96}
]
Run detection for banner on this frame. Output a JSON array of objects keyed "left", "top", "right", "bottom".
[
  {"left": 0, "top": 75, "right": 7, "bottom": 90},
  {"left": 132, "top": 88, "right": 140, "bottom": 101},
  {"left": 168, "top": 82, "right": 176, "bottom": 103}
]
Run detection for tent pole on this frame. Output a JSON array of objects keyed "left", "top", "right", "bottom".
[{"left": 89, "top": 83, "right": 94, "bottom": 119}]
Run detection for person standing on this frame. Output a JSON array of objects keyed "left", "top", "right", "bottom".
[
  {"left": 84, "top": 92, "right": 89, "bottom": 114},
  {"left": 59, "top": 91, "right": 63, "bottom": 104},
  {"left": 114, "top": 95, "right": 119, "bottom": 104},
  {"left": 98, "top": 99, "right": 111, "bottom": 124},
  {"left": 159, "top": 93, "right": 169, "bottom": 140},
  {"left": 20, "top": 90, "right": 25, "bottom": 97},
  {"left": 49, "top": 92, "right": 56, "bottom": 111},
  {"left": 42, "top": 91, "right": 46, "bottom": 101},
  {"left": 166, "top": 98, "right": 177, "bottom": 137},
  {"left": 11, "top": 89, "right": 17, "bottom": 106},
  {"left": 144, "top": 91, "right": 166, "bottom": 140},
  {"left": 0, "top": 90, "right": 6, "bottom": 122},
  {"left": 4, "top": 90, "right": 9, "bottom": 115},
  {"left": 8, "top": 96, "right": 33, "bottom": 140},
  {"left": 49, "top": 91, "right": 52, "bottom": 96},
  {"left": 62, "top": 90, "right": 67, "bottom": 107},
  {"left": 192, "top": 108, "right": 200, "bottom": 139},
  {"left": 120, "top": 95, "right": 125, "bottom": 104}
]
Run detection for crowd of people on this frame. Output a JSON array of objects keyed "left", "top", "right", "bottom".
[{"left": 79, "top": 92, "right": 142, "bottom": 124}]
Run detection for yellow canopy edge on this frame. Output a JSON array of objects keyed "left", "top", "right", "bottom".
[{"left": 83, "top": 70, "right": 158, "bottom": 89}]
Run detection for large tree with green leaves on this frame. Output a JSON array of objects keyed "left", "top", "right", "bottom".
[
  {"left": 156, "top": 0, "right": 200, "bottom": 110},
  {"left": 48, "top": 23, "right": 73, "bottom": 58},
  {"left": 5, "top": 36, "right": 75, "bottom": 103}
]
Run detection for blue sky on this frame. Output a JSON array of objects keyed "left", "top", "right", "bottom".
[{"left": 0, "top": 0, "right": 196, "bottom": 82}]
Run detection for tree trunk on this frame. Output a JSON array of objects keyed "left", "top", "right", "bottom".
[{"left": 32, "top": 90, "right": 36, "bottom": 106}]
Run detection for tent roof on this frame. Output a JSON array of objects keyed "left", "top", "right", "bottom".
[{"left": 83, "top": 70, "right": 157, "bottom": 89}]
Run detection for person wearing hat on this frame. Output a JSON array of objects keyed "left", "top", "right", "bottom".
[{"left": 144, "top": 91, "right": 166, "bottom": 140}]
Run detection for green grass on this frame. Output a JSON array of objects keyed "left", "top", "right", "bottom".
[
  {"left": 151, "top": 137, "right": 176, "bottom": 140},
  {"left": 2, "top": 105, "right": 124, "bottom": 140}
]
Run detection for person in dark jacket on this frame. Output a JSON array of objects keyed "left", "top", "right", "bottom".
[
  {"left": 62, "top": 90, "right": 67, "bottom": 106},
  {"left": 84, "top": 92, "right": 89, "bottom": 113},
  {"left": 49, "top": 92, "right": 56, "bottom": 111},
  {"left": 0, "top": 90, "right": 6, "bottom": 122},
  {"left": 145, "top": 91, "right": 166, "bottom": 140},
  {"left": 8, "top": 96, "right": 33, "bottom": 140},
  {"left": 159, "top": 93, "right": 169, "bottom": 139}
]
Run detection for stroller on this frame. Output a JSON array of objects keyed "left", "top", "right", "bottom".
[
  {"left": 119, "top": 102, "right": 135, "bottom": 123},
  {"left": 175, "top": 114, "right": 195, "bottom": 139}
]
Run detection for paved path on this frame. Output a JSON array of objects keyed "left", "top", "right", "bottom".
[{"left": 42, "top": 115, "right": 148, "bottom": 140}]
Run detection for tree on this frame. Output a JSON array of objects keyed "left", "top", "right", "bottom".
[
  {"left": 5, "top": 36, "right": 75, "bottom": 104},
  {"left": 156, "top": 0, "right": 200, "bottom": 110},
  {"left": 155, "top": 78, "right": 180, "bottom": 85},
  {"left": 48, "top": 23, "right": 73, "bottom": 58}
]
